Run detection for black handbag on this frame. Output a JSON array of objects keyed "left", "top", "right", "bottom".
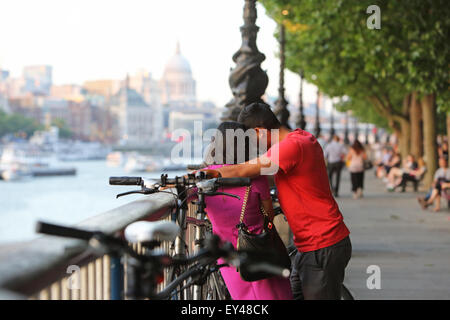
[
  {"left": 364, "top": 160, "right": 373, "bottom": 170},
  {"left": 236, "top": 186, "right": 291, "bottom": 282}
]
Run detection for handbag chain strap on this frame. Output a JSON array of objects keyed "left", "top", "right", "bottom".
[
  {"left": 239, "top": 186, "right": 251, "bottom": 225},
  {"left": 239, "top": 185, "right": 270, "bottom": 225}
]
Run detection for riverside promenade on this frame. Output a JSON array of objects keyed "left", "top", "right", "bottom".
[{"left": 338, "top": 169, "right": 450, "bottom": 299}]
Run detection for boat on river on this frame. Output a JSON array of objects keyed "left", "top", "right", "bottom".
[{"left": 0, "top": 144, "right": 76, "bottom": 181}]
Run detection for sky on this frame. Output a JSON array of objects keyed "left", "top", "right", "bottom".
[{"left": 0, "top": 0, "right": 319, "bottom": 108}]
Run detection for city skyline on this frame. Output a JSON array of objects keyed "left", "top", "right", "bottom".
[{"left": 0, "top": 0, "right": 319, "bottom": 108}]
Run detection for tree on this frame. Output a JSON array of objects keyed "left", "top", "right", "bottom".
[
  {"left": 0, "top": 111, "right": 43, "bottom": 138},
  {"left": 261, "top": 0, "right": 450, "bottom": 184},
  {"left": 51, "top": 118, "right": 73, "bottom": 139}
]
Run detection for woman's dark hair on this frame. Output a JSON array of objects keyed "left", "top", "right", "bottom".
[
  {"left": 204, "top": 121, "right": 251, "bottom": 165},
  {"left": 237, "top": 102, "right": 281, "bottom": 130},
  {"left": 351, "top": 139, "right": 365, "bottom": 155}
]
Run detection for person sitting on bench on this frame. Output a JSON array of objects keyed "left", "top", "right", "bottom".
[
  {"left": 386, "top": 155, "right": 424, "bottom": 192},
  {"left": 418, "top": 157, "right": 450, "bottom": 212},
  {"left": 395, "top": 158, "right": 426, "bottom": 192}
]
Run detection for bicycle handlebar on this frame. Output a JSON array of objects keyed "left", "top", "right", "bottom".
[
  {"left": 216, "top": 177, "right": 251, "bottom": 187},
  {"left": 109, "top": 174, "right": 251, "bottom": 190},
  {"left": 109, "top": 176, "right": 143, "bottom": 186},
  {"left": 186, "top": 164, "right": 204, "bottom": 171},
  {"left": 36, "top": 221, "right": 97, "bottom": 241}
]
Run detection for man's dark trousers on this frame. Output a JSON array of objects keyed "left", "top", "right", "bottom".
[
  {"left": 328, "top": 161, "right": 344, "bottom": 196},
  {"left": 290, "top": 236, "right": 352, "bottom": 300}
]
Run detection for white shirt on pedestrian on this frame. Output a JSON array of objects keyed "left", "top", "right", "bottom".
[
  {"left": 434, "top": 168, "right": 450, "bottom": 181},
  {"left": 324, "top": 141, "right": 347, "bottom": 164}
]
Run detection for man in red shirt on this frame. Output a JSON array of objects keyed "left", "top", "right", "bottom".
[{"left": 205, "top": 102, "right": 352, "bottom": 300}]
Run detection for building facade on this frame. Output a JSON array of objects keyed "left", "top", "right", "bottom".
[
  {"left": 110, "top": 77, "right": 156, "bottom": 147},
  {"left": 23, "top": 65, "right": 52, "bottom": 96},
  {"left": 159, "top": 43, "right": 196, "bottom": 107}
]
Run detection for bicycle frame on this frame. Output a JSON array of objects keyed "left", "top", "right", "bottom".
[
  {"left": 192, "top": 191, "right": 207, "bottom": 300},
  {"left": 108, "top": 173, "right": 250, "bottom": 300}
]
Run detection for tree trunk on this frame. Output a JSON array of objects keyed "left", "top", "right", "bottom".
[
  {"left": 421, "top": 93, "right": 437, "bottom": 187},
  {"left": 447, "top": 113, "right": 450, "bottom": 152},
  {"left": 410, "top": 92, "right": 423, "bottom": 159},
  {"left": 397, "top": 93, "right": 411, "bottom": 159},
  {"left": 398, "top": 118, "right": 411, "bottom": 159}
]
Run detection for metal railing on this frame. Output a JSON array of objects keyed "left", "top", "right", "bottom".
[
  {"left": 0, "top": 186, "right": 292, "bottom": 300},
  {"left": 0, "top": 191, "right": 185, "bottom": 300}
]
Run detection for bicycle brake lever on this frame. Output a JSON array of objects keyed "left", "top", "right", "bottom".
[
  {"left": 205, "top": 192, "right": 240, "bottom": 200},
  {"left": 116, "top": 188, "right": 157, "bottom": 198}
]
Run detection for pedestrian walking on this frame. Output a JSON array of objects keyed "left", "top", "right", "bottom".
[
  {"left": 324, "top": 135, "right": 347, "bottom": 197},
  {"left": 346, "top": 139, "right": 367, "bottom": 199}
]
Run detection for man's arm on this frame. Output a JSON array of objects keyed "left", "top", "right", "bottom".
[{"left": 203, "top": 155, "right": 275, "bottom": 178}]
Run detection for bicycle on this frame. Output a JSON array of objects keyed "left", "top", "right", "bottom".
[
  {"left": 108, "top": 172, "right": 256, "bottom": 300},
  {"left": 35, "top": 208, "right": 290, "bottom": 300}
]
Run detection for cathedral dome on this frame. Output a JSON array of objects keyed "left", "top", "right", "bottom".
[
  {"left": 163, "top": 42, "right": 192, "bottom": 76},
  {"left": 160, "top": 42, "right": 196, "bottom": 105}
]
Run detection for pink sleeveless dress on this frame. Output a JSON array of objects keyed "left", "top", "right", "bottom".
[{"left": 203, "top": 164, "right": 293, "bottom": 300}]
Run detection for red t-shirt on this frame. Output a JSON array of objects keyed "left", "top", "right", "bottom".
[{"left": 265, "top": 129, "right": 350, "bottom": 252}]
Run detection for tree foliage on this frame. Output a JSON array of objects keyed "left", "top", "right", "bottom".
[
  {"left": 0, "top": 111, "right": 43, "bottom": 138},
  {"left": 51, "top": 118, "right": 73, "bottom": 139},
  {"left": 261, "top": 0, "right": 450, "bottom": 119}
]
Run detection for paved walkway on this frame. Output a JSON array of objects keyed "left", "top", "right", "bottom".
[{"left": 337, "top": 169, "right": 450, "bottom": 299}]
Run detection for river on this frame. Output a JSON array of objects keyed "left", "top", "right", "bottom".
[{"left": 0, "top": 160, "right": 186, "bottom": 244}]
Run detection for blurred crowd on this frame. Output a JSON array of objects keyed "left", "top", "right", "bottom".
[{"left": 323, "top": 135, "right": 450, "bottom": 212}]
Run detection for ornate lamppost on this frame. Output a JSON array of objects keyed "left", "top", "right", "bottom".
[
  {"left": 374, "top": 126, "right": 380, "bottom": 143},
  {"left": 344, "top": 110, "right": 350, "bottom": 145},
  {"left": 222, "top": 0, "right": 268, "bottom": 121},
  {"left": 274, "top": 19, "right": 290, "bottom": 128},
  {"left": 354, "top": 117, "right": 359, "bottom": 142},
  {"left": 314, "top": 90, "right": 321, "bottom": 137},
  {"left": 329, "top": 100, "right": 336, "bottom": 142},
  {"left": 296, "top": 70, "right": 307, "bottom": 130},
  {"left": 365, "top": 123, "right": 370, "bottom": 145}
]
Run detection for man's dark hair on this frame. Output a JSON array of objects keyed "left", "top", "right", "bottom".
[{"left": 237, "top": 102, "right": 281, "bottom": 130}]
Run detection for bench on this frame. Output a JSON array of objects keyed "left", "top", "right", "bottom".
[
  {"left": 399, "top": 168, "right": 426, "bottom": 192},
  {"left": 441, "top": 185, "right": 450, "bottom": 209}
]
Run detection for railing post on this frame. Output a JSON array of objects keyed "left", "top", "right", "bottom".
[
  {"left": 110, "top": 255, "right": 123, "bottom": 300},
  {"left": 50, "top": 282, "right": 61, "bottom": 300},
  {"left": 103, "top": 255, "right": 111, "bottom": 300},
  {"left": 39, "top": 288, "right": 50, "bottom": 300},
  {"left": 80, "top": 266, "right": 88, "bottom": 300},
  {"left": 87, "top": 262, "right": 95, "bottom": 300},
  {"left": 61, "top": 278, "right": 70, "bottom": 300},
  {"left": 95, "top": 258, "right": 103, "bottom": 300}
]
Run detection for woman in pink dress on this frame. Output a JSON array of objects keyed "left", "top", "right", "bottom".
[{"left": 201, "top": 121, "right": 292, "bottom": 300}]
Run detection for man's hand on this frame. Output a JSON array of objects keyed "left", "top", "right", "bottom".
[{"left": 199, "top": 169, "right": 222, "bottom": 179}]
